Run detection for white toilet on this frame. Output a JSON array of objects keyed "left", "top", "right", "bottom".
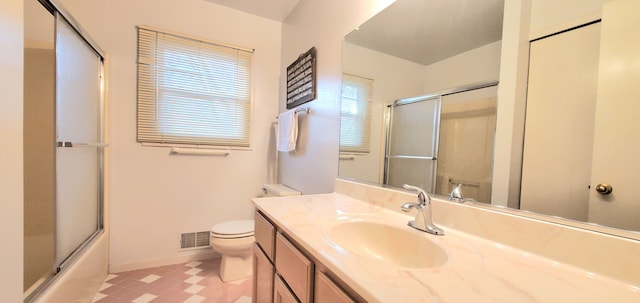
[{"left": 210, "top": 184, "right": 300, "bottom": 282}]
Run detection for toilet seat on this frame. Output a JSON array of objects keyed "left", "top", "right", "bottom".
[{"left": 211, "top": 220, "right": 254, "bottom": 239}]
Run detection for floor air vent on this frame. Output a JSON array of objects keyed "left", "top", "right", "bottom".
[{"left": 180, "top": 231, "right": 210, "bottom": 250}]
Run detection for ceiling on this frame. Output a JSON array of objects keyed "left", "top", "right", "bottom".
[
  {"left": 345, "top": 0, "right": 504, "bottom": 66},
  {"left": 26, "top": 0, "right": 502, "bottom": 64},
  {"left": 204, "top": 0, "right": 503, "bottom": 66},
  {"left": 204, "top": 0, "right": 300, "bottom": 22}
]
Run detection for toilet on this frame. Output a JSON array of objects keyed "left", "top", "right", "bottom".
[{"left": 210, "top": 184, "right": 300, "bottom": 282}]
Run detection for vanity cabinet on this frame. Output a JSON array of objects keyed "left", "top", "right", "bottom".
[
  {"left": 314, "top": 271, "right": 356, "bottom": 303},
  {"left": 273, "top": 273, "right": 299, "bottom": 303},
  {"left": 253, "top": 210, "right": 359, "bottom": 303},
  {"left": 255, "top": 209, "right": 276, "bottom": 260},
  {"left": 252, "top": 243, "right": 274, "bottom": 303},
  {"left": 254, "top": 210, "right": 276, "bottom": 303},
  {"left": 275, "top": 233, "right": 313, "bottom": 303}
]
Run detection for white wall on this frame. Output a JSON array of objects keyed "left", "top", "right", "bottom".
[
  {"left": 279, "top": 0, "right": 396, "bottom": 194},
  {"left": 59, "top": 0, "right": 282, "bottom": 270},
  {"left": 492, "top": 0, "right": 531, "bottom": 207},
  {"left": 339, "top": 42, "right": 426, "bottom": 183},
  {"left": 0, "top": 0, "right": 24, "bottom": 300},
  {"left": 530, "top": 0, "right": 609, "bottom": 35},
  {"left": 423, "top": 41, "right": 502, "bottom": 93}
]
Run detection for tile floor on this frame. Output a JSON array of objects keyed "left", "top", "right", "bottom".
[{"left": 92, "top": 258, "right": 252, "bottom": 303}]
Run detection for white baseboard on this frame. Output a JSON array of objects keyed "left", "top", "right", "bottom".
[{"left": 109, "top": 250, "right": 220, "bottom": 273}]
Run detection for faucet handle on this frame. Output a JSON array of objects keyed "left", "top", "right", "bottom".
[
  {"left": 401, "top": 202, "right": 419, "bottom": 212},
  {"left": 402, "top": 184, "right": 421, "bottom": 192},
  {"left": 449, "top": 183, "right": 464, "bottom": 201},
  {"left": 402, "top": 184, "right": 430, "bottom": 204}
]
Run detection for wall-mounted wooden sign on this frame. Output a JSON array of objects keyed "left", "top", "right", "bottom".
[{"left": 286, "top": 47, "right": 316, "bottom": 109}]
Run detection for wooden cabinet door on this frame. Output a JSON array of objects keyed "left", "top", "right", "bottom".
[
  {"left": 275, "top": 233, "right": 313, "bottom": 303},
  {"left": 315, "top": 271, "right": 355, "bottom": 303},
  {"left": 255, "top": 210, "right": 276, "bottom": 260},
  {"left": 253, "top": 243, "right": 274, "bottom": 303},
  {"left": 274, "top": 274, "right": 300, "bottom": 303}
]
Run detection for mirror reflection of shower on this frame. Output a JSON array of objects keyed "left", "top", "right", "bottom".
[
  {"left": 385, "top": 96, "right": 440, "bottom": 192},
  {"left": 384, "top": 83, "right": 497, "bottom": 202}
]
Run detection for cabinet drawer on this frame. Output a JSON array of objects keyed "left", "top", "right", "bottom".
[
  {"left": 275, "top": 233, "right": 313, "bottom": 303},
  {"left": 315, "top": 271, "right": 355, "bottom": 303},
  {"left": 274, "top": 274, "right": 300, "bottom": 303},
  {"left": 255, "top": 210, "right": 275, "bottom": 261},
  {"left": 252, "top": 243, "right": 274, "bottom": 303}
]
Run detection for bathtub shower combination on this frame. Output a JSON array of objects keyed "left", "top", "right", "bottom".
[
  {"left": 384, "top": 83, "right": 497, "bottom": 203},
  {"left": 24, "top": 0, "right": 106, "bottom": 301}
]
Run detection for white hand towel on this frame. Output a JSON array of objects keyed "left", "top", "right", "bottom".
[{"left": 277, "top": 110, "right": 298, "bottom": 152}]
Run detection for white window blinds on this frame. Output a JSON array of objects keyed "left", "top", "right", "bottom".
[
  {"left": 137, "top": 26, "right": 253, "bottom": 147},
  {"left": 340, "top": 74, "right": 373, "bottom": 153}
]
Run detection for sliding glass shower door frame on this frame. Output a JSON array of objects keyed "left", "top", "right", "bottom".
[
  {"left": 24, "top": 0, "right": 105, "bottom": 301},
  {"left": 383, "top": 81, "right": 498, "bottom": 194},
  {"left": 53, "top": 10, "right": 105, "bottom": 270},
  {"left": 384, "top": 95, "right": 442, "bottom": 192}
]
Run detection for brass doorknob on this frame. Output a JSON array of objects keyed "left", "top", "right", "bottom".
[{"left": 595, "top": 183, "right": 613, "bottom": 195}]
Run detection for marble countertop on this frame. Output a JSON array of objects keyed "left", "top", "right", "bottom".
[{"left": 253, "top": 193, "right": 640, "bottom": 303}]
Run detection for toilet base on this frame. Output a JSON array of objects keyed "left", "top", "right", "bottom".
[{"left": 219, "top": 254, "right": 252, "bottom": 282}]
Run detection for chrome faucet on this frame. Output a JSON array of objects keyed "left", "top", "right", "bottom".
[
  {"left": 449, "top": 183, "right": 464, "bottom": 202},
  {"left": 401, "top": 184, "right": 444, "bottom": 236}
]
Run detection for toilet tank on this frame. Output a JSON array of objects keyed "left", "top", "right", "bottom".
[{"left": 262, "top": 184, "right": 301, "bottom": 197}]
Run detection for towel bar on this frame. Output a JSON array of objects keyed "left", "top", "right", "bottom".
[{"left": 276, "top": 107, "right": 310, "bottom": 118}]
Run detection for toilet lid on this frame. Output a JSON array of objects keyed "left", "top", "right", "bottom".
[{"left": 211, "top": 220, "right": 254, "bottom": 236}]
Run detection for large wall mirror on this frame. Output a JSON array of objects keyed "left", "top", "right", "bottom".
[{"left": 339, "top": 0, "right": 640, "bottom": 237}]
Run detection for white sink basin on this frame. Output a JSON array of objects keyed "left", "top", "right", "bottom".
[{"left": 324, "top": 220, "right": 448, "bottom": 269}]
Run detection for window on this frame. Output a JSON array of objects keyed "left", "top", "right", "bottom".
[
  {"left": 340, "top": 74, "right": 373, "bottom": 153},
  {"left": 137, "top": 26, "right": 253, "bottom": 147}
]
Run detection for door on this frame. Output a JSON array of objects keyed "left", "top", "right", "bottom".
[
  {"left": 520, "top": 22, "right": 601, "bottom": 220},
  {"left": 385, "top": 97, "right": 440, "bottom": 192},
  {"left": 55, "top": 14, "right": 104, "bottom": 267},
  {"left": 587, "top": 0, "right": 640, "bottom": 231}
]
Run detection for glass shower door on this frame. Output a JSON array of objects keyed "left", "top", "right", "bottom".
[
  {"left": 23, "top": 0, "right": 56, "bottom": 293},
  {"left": 55, "top": 14, "right": 104, "bottom": 267},
  {"left": 385, "top": 97, "right": 440, "bottom": 192},
  {"left": 436, "top": 85, "right": 497, "bottom": 203}
]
